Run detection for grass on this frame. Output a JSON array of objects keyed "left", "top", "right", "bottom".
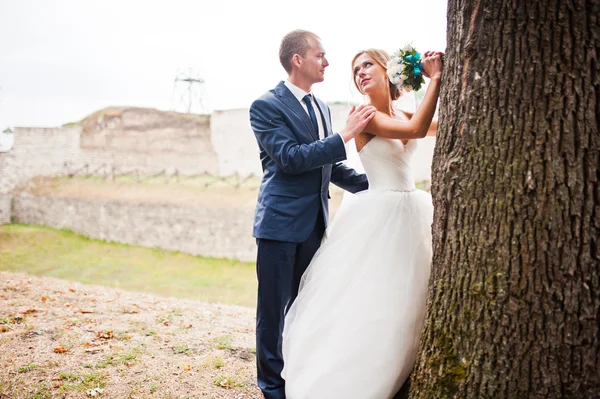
[
  {"left": 95, "top": 347, "right": 144, "bottom": 369},
  {"left": 213, "top": 335, "right": 233, "bottom": 350},
  {"left": 17, "top": 364, "right": 37, "bottom": 373},
  {"left": 213, "top": 358, "right": 225, "bottom": 368},
  {"left": 58, "top": 372, "right": 106, "bottom": 391},
  {"left": 173, "top": 345, "right": 191, "bottom": 354},
  {"left": 0, "top": 224, "right": 257, "bottom": 307},
  {"left": 213, "top": 375, "right": 243, "bottom": 389}
]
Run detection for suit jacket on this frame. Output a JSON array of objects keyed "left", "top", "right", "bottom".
[{"left": 249, "top": 81, "right": 368, "bottom": 243}]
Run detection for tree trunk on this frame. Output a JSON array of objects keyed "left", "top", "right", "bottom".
[{"left": 410, "top": 0, "right": 600, "bottom": 398}]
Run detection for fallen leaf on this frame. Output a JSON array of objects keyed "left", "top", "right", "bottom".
[
  {"left": 23, "top": 309, "right": 38, "bottom": 315},
  {"left": 69, "top": 288, "right": 76, "bottom": 293},
  {"left": 41, "top": 296, "right": 48, "bottom": 303},
  {"left": 64, "top": 303, "right": 72, "bottom": 308},
  {"left": 54, "top": 346, "right": 69, "bottom": 353},
  {"left": 183, "top": 365, "right": 191, "bottom": 371},
  {"left": 96, "top": 330, "right": 114, "bottom": 340},
  {"left": 79, "top": 309, "right": 95, "bottom": 314}
]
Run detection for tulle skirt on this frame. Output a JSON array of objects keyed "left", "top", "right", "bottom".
[{"left": 281, "top": 188, "right": 433, "bottom": 399}]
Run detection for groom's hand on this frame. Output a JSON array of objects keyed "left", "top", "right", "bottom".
[{"left": 339, "top": 105, "right": 377, "bottom": 143}]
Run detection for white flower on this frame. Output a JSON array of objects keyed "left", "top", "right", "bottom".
[
  {"left": 403, "top": 43, "right": 414, "bottom": 53},
  {"left": 392, "top": 62, "right": 405, "bottom": 75},
  {"left": 386, "top": 59, "right": 396, "bottom": 72},
  {"left": 387, "top": 58, "right": 409, "bottom": 88},
  {"left": 387, "top": 61, "right": 403, "bottom": 83}
]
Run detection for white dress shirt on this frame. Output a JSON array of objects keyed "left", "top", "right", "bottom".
[{"left": 284, "top": 80, "right": 325, "bottom": 140}]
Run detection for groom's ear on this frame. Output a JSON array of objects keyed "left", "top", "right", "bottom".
[{"left": 292, "top": 54, "right": 302, "bottom": 68}]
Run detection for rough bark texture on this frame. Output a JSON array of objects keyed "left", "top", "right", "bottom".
[{"left": 410, "top": 0, "right": 600, "bottom": 398}]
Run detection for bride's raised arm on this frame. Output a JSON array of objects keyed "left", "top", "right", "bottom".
[
  {"left": 365, "top": 53, "right": 442, "bottom": 140},
  {"left": 398, "top": 111, "right": 438, "bottom": 137}
]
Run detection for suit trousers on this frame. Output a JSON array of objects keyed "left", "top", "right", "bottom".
[{"left": 255, "top": 209, "right": 325, "bottom": 399}]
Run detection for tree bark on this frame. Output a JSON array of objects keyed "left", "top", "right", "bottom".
[{"left": 410, "top": 0, "right": 600, "bottom": 398}]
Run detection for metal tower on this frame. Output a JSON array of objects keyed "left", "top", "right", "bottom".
[{"left": 170, "top": 68, "right": 208, "bottom": 114}]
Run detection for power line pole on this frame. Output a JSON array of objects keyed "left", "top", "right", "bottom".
[{"left": 170, "top": 68, "right": 207, "bottom": 114}]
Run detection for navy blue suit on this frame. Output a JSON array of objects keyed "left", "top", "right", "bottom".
[{"left": 249, "top": 81, "right": 368, "bottom": 398}]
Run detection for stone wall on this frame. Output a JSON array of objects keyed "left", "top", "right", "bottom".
[
  {"left": 78, "top": 107, "right": 219, "bottom": 175},
  {"left": 0, "top": 127, "right": 81, "bottom": 193},
  {"left": 211, "top": 108, "right": 262, "bottom": 177},
  {"left": 11, "top": 195, "right": 256, "bottom": 262},
  {"left": 0, "top": 195, "right": 11, "bottom": 225},
  {"left": 0, "top": 109, "right": 221, "bottom": 193},
  {"left": 0, "top": 105, "right": 436, "bottom": 193}
]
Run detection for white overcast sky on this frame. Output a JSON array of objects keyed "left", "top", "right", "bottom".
[{"left": 0, "top": 0, "right": 447, "bottom": 129}]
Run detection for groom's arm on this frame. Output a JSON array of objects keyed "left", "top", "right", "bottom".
[
  {"left": 330, "top": 162, "right": 368, "bottom": 193},
  {"left": 250, "top": 99, "right": 347, "bottom": 174}
]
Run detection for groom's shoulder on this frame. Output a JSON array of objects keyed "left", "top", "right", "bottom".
[
  {"left": 251, "top": 84, "right": 284, "bottom": 110},
  {"left": 253, "top": 90, "right": 277, "bottom": 104}
]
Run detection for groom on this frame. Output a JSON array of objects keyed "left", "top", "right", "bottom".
[{"left": 249, "top": 29, "right": 375, "bottom": 399}]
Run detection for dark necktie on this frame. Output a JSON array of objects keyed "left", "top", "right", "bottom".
[{"left": 302, "top": 94, "right": 320, "bottom": 138}]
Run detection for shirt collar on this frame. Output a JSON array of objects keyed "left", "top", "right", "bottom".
[{"left": 284, "top": 80, "right": 312, "bottom": 103}]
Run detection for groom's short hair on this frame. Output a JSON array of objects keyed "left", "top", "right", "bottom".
[{"left": 279, "top": 30, "right": 320, "bottom": 74}]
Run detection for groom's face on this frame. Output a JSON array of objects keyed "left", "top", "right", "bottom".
[{"left": 299, "top": 37, "right": 329, "bottom": 84}]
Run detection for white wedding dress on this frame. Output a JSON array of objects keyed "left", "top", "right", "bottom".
[{"left": 281, "top": 131, "right": 433, "bottom": 398}]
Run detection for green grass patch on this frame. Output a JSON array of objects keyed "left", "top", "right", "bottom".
[
  {"left": 173, "top": 344, "right": 191, "bottom": 355},
  {"left": 149, "top": 382, "right": 159, "bottom": 393},
  {"left": 17, "top": 364, "right": 37, "bottom": 373},
  {"left": 0, "top": 224, "right": 257, "bottom": 307},
  {"left": 213, "top": 335, "right": 233, "bottom": 350},
  {"left": 58, "top": 371, "right": 106, "bottom": 391},
  {"left": 213, "top": 375, "right": 243, "bottom": 389},
  {"left": 95, "top": 347, "right": 144, "bottom": 369}
]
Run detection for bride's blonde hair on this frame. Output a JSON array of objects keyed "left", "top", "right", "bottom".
[{"left": 351, "top": 49, "right": 401, "bottom": 101}]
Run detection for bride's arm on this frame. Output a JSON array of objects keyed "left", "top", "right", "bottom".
[
  {"left": 401, "top": 111, "right": 438, "bottom": 137},
  {"left": 364, "top": 74, "right": 441, "bottom": 140}
]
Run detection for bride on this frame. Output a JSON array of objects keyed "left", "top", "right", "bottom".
[{"left": 281, "top": 48, "right": 443, "bottom": 398}]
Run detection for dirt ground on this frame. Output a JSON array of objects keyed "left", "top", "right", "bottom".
[
  {"left": 0, "top": 271, "right": 262, "bottom": 399},
  {"left": 20, "top": 176, "right": 346, "bottom": 212}
]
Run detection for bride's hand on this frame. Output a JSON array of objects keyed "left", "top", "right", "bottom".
[
  {"left": 421, "top": 52, "right": 443, "bottom": 80},
  {"left": 421, "top": 51, "right": 434, "bottom": 78}
]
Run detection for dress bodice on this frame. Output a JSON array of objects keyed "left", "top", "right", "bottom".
[{"left": 359, "top": 136, "right": 417, "bottom": 192}]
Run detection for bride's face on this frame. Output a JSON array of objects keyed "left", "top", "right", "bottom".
[{"left": 353, "top": 53, "right": 387, "bottom": 97}]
